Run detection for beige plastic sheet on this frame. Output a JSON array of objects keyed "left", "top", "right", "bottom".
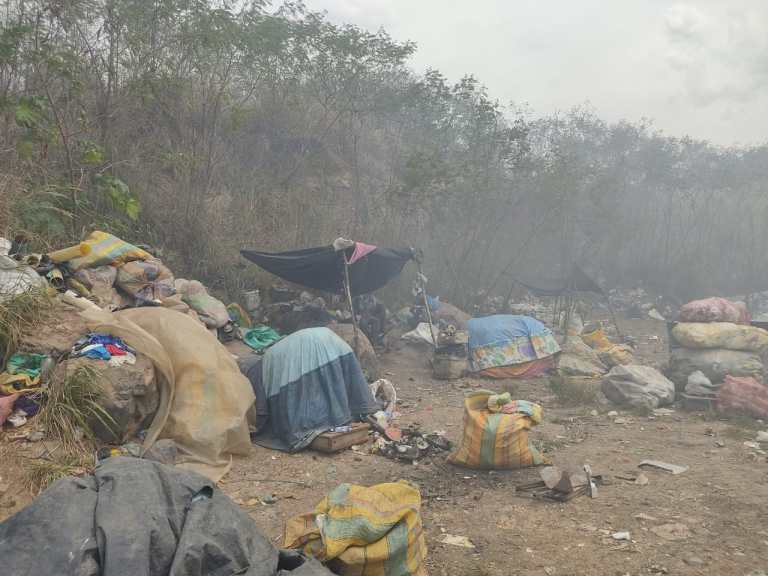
[{"left": 82, "top": 307, "right": 254, "bottom": 481}]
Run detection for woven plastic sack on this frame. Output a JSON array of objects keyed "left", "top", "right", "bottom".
[
  {"left": 671, "top": 322, "right": 768, "bottom": 353},
  {"left": 602, "top": 365, "right": 675, "bottom": 410},
  {"left": 66, "top": 231, "right": 151, "bottom": 271},
  {"left": 581, "top": 327, "right": 612, "bottom": 350},
  {"left": 667, "top": 347, "right": 763, "bottom": 391},
  {"left": 175, "top": 278, "right": 230, "bottom": 329},
  {"left": 717, "top": 375, "right": 768, "bottom": 419},
  {"left": 449, "top": 390, "right": 547, "bottom": 469},
  {"left": 284, "top": 481, "right": 427, "bottom": 576},
  {"left": 679, "top": 297, "right": 749, "bottom": 324},
  {"left": 74, "top": 265, "right": 118, "bottom": 306},
  {"left": 116, "top": 258, "right": 175, "bottom": 302}
]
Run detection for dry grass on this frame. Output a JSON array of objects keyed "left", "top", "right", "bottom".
[
  {"left": 0, "top": 289, "right": 53, "bottom": 363},
  {"left": 39, "top": 365, "right": 117, "bottom": 453},
  {"left": 24, "top": 454, "right": 90, "bottom": 495},
  {"left": 549, "top": 374, "right": 601, "bottom": 406}
]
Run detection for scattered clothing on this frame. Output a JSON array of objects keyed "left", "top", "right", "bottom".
[
  {"left": 73, "top": 333, "right": 134, "bottom": 361},
  {"left": 284, "top": 481, "right": 427, "bottom": 576},
  {"left": 242, "top": 325, "right": 282, "bottom": 352},
  {"left": 6, "top": 352, "right": 47, "bottom": 378}
]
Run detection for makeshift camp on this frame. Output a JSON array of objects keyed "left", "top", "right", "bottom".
[
  {"left": 0, "top": 457, "right": 331, "bottom": 576},
  {"left": 244, "top": 327, "right": 376, "bottom": 452},
  {"left": 241, "top": 240, "right": 414, "bottom": 297},
  {"left": 467, "top": 314, "right": 560, "bottom": 378}
]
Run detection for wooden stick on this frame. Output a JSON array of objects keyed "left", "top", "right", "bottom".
[
  {"left": 343, "top": 257, "right": 360, "bottom": 355},
  {"left": 416, "top": 260, "right": 436, "bottom": 346}
]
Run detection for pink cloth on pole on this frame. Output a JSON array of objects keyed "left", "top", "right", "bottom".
[{"left": 347, "top": 242, "right": 377, "bottom": 264}]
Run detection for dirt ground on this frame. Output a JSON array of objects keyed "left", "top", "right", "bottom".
[{"left": 2, "top": 316, "right": 768, "bottom": 575}]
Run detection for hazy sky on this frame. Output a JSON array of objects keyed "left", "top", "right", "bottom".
[{"left": 305, "top": 0, "right": 768, "bottom": 146}]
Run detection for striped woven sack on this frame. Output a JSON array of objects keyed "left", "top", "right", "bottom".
[
  {"left": 67, "top": 231, "right": 151, "bottom": 271},
  {"left": 284, "top": 481, "right": 427, "bottom": 576},
  {"left": 448, "top": 390, "right": 548, "bottom": 469}
]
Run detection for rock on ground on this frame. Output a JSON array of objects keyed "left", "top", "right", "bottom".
[{"left": 54, "top": 355, "right": 159, "bottom": 442}]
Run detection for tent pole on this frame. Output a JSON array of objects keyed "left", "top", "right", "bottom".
[
  {"left": 343, "top": 258, "right": 360, "bottom": 355},
  {"left": 417, "top": 260, "right": 436, "bottom": 346}
]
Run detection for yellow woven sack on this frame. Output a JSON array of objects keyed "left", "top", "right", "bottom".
[
  {"left": 67, "top": 231, "right": 151, "bottom": 271},
  {"left": 449, "top": 390, "right": 547, "bottom": 470},
  {"left": 284, "top": 481, "right": 427, "bottom": 576}
]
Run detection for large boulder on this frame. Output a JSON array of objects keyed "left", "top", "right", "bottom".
[
  {"left": 602, "top": 364, "right": 675, "bottom": 410},
  {"left": 328, "top": 323, "right": 379, "bottom": 381},
  {"left": 558, "top": 338, "right": 606, "bottom": 378},
  {"left": 55, "top": 355, "right": 159, "bottom": 442}
]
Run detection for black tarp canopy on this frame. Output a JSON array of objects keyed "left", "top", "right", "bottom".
[
  {"left": 241, "top": 242, "right": 414, "bottom": 297},
  {"left": 513, "top": 265, "right": 604, "bottom": 297}
]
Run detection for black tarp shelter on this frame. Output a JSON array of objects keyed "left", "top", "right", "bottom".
[{"left": 240, "top": 241, "right": 414, "bottom": 297}]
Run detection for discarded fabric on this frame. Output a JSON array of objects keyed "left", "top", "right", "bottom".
[
  {"left": 73, "top": 333, "right": 133, "bottom": 361},
  {"left": 243, "top": 325, "right": 282, "bottom": 351},
  {"left": 6, "top": 352, "right": 47, "bottom": 378}
]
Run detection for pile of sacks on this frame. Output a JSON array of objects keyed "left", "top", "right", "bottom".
[
  {"left": 555, "top": 320, "right": 675, "bottom": 410},
  {"left": 667, "top": 298, "right": 768, "bottom": 403},
  {"left": 3, "top": 231, "right": 232, "bottom": 334}
]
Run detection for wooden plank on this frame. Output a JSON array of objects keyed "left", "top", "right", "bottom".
[{"left": 311, "top": 423, "right": 371, "bottom": 453}]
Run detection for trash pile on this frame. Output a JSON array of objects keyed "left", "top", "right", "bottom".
[
  {"left": 0, "top": 232, "right": 260, "bottom": 480},
  {"left": 667, "top": 297, "right": 768, "bottom": 414},
  {"left": 373, "top": 424, "right": 452, "bottom": 462},
  {"left": 606, "top": 286, "right": 674, "bottom": 320},
  {"left": 516, "top": 464, "right": 601, "bottom": 502},
  {"left": 0, "top": 230, "right": 239, "bottom": 338}
]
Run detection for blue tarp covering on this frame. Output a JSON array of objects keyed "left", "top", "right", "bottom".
[
  {"left": 468, "top": 315, "right": 552, "bottom": 350},
  {"left": 247, "top": 327, "right": 376, "bottom": 452}
]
